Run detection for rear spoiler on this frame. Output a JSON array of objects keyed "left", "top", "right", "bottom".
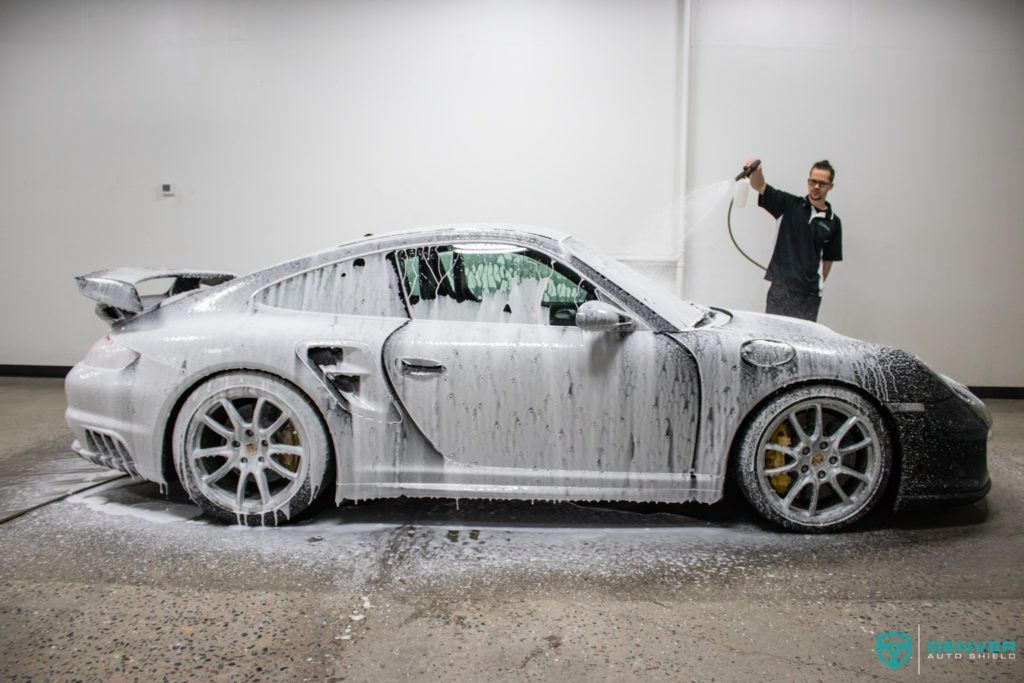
[{"left": 76, "top": 267, "right": 236, "bottom": 325}]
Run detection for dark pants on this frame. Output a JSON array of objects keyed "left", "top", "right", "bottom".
[{"left": 766, "top": 282, "right": 821, "bottom": 322}]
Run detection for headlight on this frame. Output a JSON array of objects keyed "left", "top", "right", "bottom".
[
  {"left": 941, "top": 374, "right": 977, "bottom": 405},
  {"left": 83, "top": 336, "right": 140, "bottom": 370},
  {"left": 940, "top": 374, "right": 991, "bottom": 427}
]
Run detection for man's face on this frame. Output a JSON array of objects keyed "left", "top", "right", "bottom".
[{"left": 807, "top": 167, "right": 834, "bottom": 203}]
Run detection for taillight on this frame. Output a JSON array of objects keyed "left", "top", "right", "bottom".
[{"left": 84, "top": 336, "right": 140, "bottom": 370}]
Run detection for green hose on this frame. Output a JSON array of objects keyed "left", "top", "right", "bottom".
[{"left": 727, "top": 197, "right": 767, "bottom": 271}]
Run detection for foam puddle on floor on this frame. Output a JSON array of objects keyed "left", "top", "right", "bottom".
[
  {"left": 42, "top": 476, "right": 917, "bottom": 601},
  {"left": 66, "top": 478, "right": 204, "bottom": 524},
  {"left": 61, "top": 477, "right": 800, "bottom": 556}
]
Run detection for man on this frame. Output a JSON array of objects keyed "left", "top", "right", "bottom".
[{"left": 746, "top": 158, "right": 842, "bottom": 322}]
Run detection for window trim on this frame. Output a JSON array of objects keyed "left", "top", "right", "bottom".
[
  {"left": 389, "top": 239, "right": 651, "bottom": 330},
  {"left": 251, "top": 248, "right": 410, "bottom": 319}
]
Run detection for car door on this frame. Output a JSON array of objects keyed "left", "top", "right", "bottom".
[{"left": 382, "top": 241, "right": 700, "bottom": 477}]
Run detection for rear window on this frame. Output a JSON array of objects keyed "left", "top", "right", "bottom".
[{"left": 256, "top": 252, "right": 407, "bottom": 317}]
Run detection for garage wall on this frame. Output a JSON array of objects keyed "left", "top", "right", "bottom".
[
  {"left": 684, "top": 0, "right": 1024, "bottom": 386},
  {"left": 0, "top": 0, "right": 682, "bottom": 365},
  {"left": 2, "top": 0, "right": 1022, "bottom": 388}
]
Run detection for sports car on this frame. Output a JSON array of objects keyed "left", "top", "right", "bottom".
[{"left": 65, "top": 225, "right": 991, "bottom": 531}]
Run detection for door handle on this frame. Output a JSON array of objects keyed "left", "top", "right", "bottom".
[{"left": 398, "top": 357, "right": 447, "bottom": 376}]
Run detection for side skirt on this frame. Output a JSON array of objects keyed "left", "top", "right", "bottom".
[{"left": 336, "top": 474, "right": 723, "bottom": 505}]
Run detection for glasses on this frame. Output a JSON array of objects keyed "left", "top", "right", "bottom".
[{"left": 807, "top": 179, "right": 832, "bottom": 188}]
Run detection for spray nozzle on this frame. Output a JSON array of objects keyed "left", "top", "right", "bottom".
[{"left": 735, "top": 159, "right": 761, "bottom": 181}]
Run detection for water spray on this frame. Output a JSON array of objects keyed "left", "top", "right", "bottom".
[{"left": 651, "top": 160, "right": 765, "bottom": 294}]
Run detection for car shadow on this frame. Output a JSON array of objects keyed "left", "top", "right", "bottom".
[
  {"left": 129, "top": 479, "right": 990, "bottom": 534},
  {"left": 879, "top": 500, "right": 991, "bottom": 530},
  {"left": 150, "top": 478, "right": 761, "bottom": 530}
]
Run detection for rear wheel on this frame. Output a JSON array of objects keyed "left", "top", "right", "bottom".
[
  {"left": 173, "top": 372, "right": 332, "bottom": 525},
  {"left": 734, "top": 385, "right": 891, "bottom": 532}
]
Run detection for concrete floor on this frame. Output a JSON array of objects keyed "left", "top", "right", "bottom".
[{"left": 0, "top": 377, "right": 1021, "bottom": 682}]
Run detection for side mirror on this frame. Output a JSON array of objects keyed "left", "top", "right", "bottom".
[{"left": 576, "top": 300, "right": 635, "bottom": 333}]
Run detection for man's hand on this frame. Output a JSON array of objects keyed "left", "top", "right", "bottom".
[{"left": 745, "top": 157, "right": 766, "bottom": 193}]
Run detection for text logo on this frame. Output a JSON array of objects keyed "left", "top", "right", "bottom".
[{"left": 877, "top": 631, "right": 913, "bottom": 670}]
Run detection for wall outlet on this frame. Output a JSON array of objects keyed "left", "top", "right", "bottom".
[{"left": 161, "top": 183, "right": 174, "bottom": 196}]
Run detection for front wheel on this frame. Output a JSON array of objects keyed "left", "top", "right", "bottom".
[
  {"left": 173, "top": 372, "right": 332, "bottom": 525},
  {"left": 733, "top": 385, "right": 892, "bottom": 532}
]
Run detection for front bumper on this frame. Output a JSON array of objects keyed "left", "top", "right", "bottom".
[{"left": 889, "top": 394, "right": 991, "bottom": 511}]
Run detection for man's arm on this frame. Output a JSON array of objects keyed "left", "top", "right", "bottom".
[
  {"left": 744, "top": 157, "right": 793, "bottom": 218},
  {"left": 822, "top": 217, "right": 843, "bottom": 270}
]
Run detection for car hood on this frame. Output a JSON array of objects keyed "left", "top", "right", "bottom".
[{"left": 714, "top": 308, "right": 854, "bottom": 344}]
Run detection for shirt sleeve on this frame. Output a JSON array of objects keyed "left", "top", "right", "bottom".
[
  {"left": 822, "top": 216, "right": 843, "bottom": 261},
  {"left": 757, "top": 184, "right": 797, "bottom": 219}
]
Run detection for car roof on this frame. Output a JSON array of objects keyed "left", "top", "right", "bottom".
[{"left": 336, "top": 223, "right": 573, "bottom": 249}]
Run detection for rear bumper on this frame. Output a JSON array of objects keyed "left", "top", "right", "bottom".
[
  {"left": 889, "top": 395, "right": 991, "bottom": 511},
  {"left": 64, "top": 361, "right": 160, "bottom": 481},
  {"left": 71, "top": 434, "right": 140, "bottom": 477}
]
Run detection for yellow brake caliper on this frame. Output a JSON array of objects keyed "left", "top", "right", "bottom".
[
  {"left": 766, "top": 424, "right": 793, "bottom": 495},
  {"left": 276, "top": 423, "right": 302, "bottom": 473}
]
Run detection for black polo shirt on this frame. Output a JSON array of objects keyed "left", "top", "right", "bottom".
[{"left": 758, "top": 184, "right": 843, "bottom": 295}]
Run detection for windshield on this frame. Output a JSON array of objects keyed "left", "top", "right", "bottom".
[{"left": 565, "top": 237, "right": 705, "bottom": 329}]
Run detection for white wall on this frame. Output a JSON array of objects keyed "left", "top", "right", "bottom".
[
  {"left": 0, "top": 0, "right": 681, "bottom": 364},
  {"left": 685, "top": 0, "right": 1024, "bottom": 385},
  {"left": 2, "top": 0, "right": 1022, "bottom": 387}
]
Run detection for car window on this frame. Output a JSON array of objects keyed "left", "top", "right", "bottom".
[
  {"left": 257, "top": 252, "right": 407, "bottom": 317},
  {"left": 394, "top": 243, "right": 596, "bottom": 325}
]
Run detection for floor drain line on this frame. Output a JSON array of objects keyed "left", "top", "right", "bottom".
[{"left": 0, "top": 473, "right": 128, "bottom": 525}]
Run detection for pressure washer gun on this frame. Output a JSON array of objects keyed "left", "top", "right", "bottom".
[
  {"left": 735, "top": 159, "right": 761, "bottom": 182},
  {"left": 733, "top": 159, "right": 761, "bottom": 208}
]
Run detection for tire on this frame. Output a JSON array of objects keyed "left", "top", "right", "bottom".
[
  {"left": 733, "top": 385, "right": 892, "bottom": 533},
  {"left": 172, "top": 372, "right": 332, "bottom": 525}
]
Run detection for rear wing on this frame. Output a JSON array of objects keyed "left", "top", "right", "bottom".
[{"left": 76, "top": 267, "right": 235, "bottom": 325}]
